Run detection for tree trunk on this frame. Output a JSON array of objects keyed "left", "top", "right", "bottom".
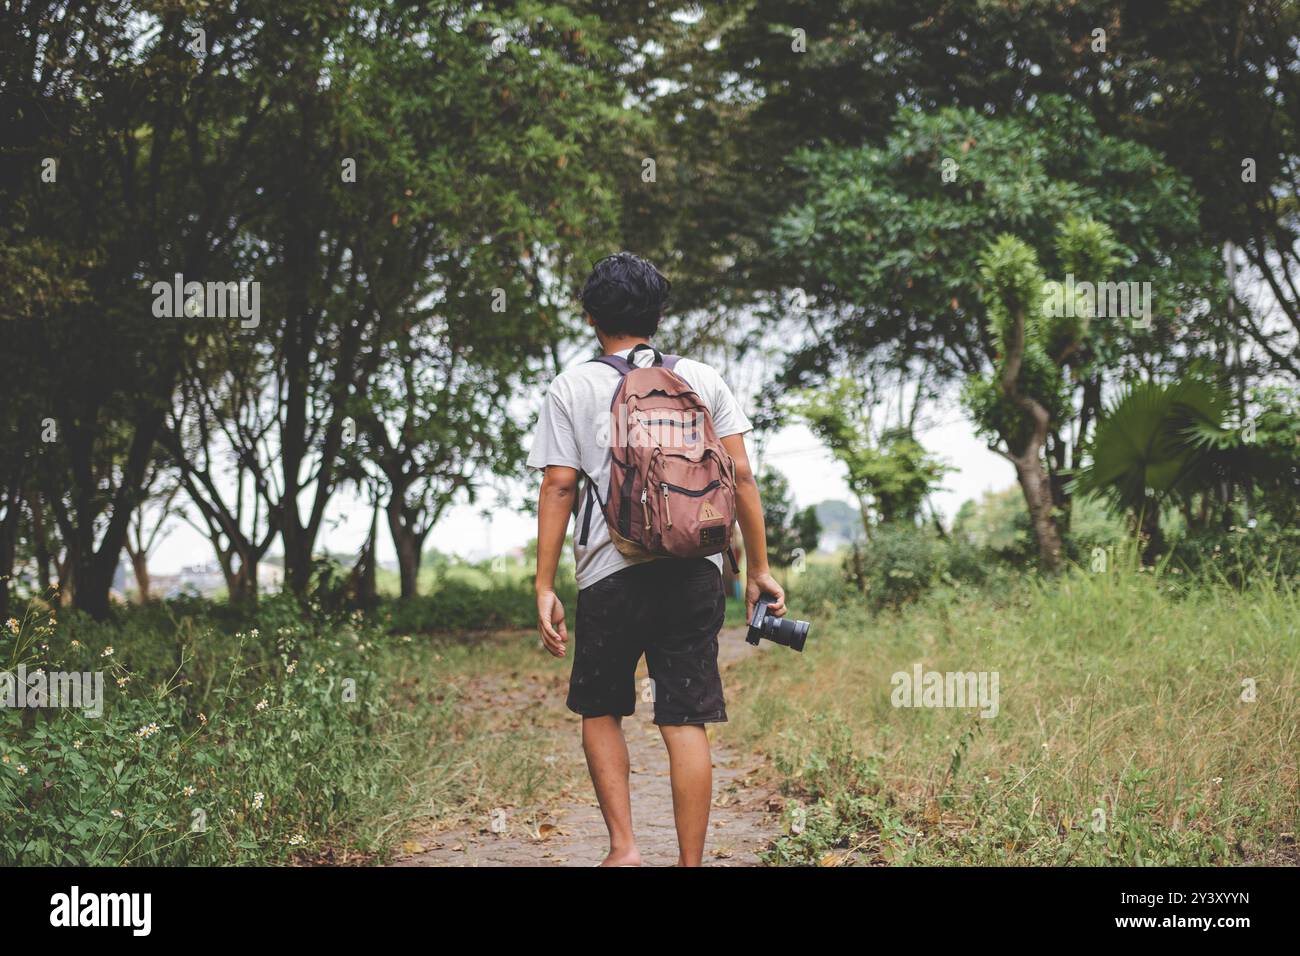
[
  {"left": 389, "top": 515, "right": 425, "bottom": 600},
  {"left": 0, "top": 499, "right": 18, "bottom": 623},
  {"left": 58, "top": 405, "right": 166, "bottom": 619},
  {"left": 1137, "top": 499, "right": 1165, "bottom": 566},
  {"left": 1049, "top": 469, "right": 1073, "bottom": 537},
  {"left": 56, "top": 551, "right": 75, "bottom": 608},
  {"left": 72, "top": 556, "right": 114, "bottom": 619},
  {"left": 351, "top": 501, "right": 380, "bottom": 610},
  {"left": 282, "top": 527, "right": 312, "bottom": 597},
  {"left": 233, "top": 555, "right": 259, "bottom": 604},
  {"left": 31, "top": 490, "right": 51, "bottom": 593},
  {"left": 221, "top": 545, "right": 260, "bottom": 605},
  {"left": 129, "top": 549, "right": 150, "bottom": 603},
  {"left": 854, "top": 493, "right": 873, "bottom": 542},
  {"left": 1012, "top": 451, "right": 1065, "bottom": 573},
  {"left": 996, "top": 297, "right": 1066, "bottom": 575}
]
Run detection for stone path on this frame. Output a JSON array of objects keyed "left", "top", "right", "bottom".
[{"left": 391, "top": 626, "right": 778, "bottom": 867}]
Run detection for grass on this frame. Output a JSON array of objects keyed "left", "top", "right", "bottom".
[
  {"left": 717, "top": 564, "right": 1300, "bottom": 865},
  {"left": 380, "top": 628, "right": 587, "bottom": 850},
  {"left": 7, "top": 552, "right": 1295, "bottom": 866},
  {"left": 0, "top": 595, "right": 580, "bottom": 865}
]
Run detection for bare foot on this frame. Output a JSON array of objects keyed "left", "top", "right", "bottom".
[{"left": 599, "top": 848, "right": 642, "bottom": 867}]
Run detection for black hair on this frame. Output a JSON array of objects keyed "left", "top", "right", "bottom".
[{"left": 578, "top": 252, "right": 671, "bottom": 337}]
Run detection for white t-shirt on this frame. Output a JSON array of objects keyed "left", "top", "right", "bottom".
[{"left": 527, "top": 346, "right": 752, "bottom": 590}]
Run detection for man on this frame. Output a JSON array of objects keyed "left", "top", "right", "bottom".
[{"left": 529, "top": 252, "right": 786, "bottom": 867}]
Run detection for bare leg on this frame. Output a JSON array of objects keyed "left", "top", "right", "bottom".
[
  {"left": 659, "top": 723, "right": 712, "bottom": 866},
  {"left": 581, "top": 715, "right": 641, "bottom": 866}
]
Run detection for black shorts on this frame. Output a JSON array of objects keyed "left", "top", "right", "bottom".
[{"left": 568, "top": 558, "right": 727, "bottom": 726}]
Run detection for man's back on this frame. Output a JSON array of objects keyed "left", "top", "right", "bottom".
[{"left": 527, "top": 347, "right": 751, "bottom": 589}]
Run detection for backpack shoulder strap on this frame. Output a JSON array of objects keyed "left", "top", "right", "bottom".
[
  {"left": 589, "top": 354, "right": 634, "bottom": 376},
  {"left": 577, "top": 470, "right": 603, "bottom": 546},
  {"left": 589, "top": 344, "right": 677, "bottom": 375}
]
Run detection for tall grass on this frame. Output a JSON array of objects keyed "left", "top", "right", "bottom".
[
  {"left": 721, "top": 563, "right": 1300, "bottom": 865},
  {"left": 0, "top": 596, "right": 570, "bottom": 865}
]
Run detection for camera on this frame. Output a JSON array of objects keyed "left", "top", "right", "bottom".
[{"left": 746, "top": 595, "right": 809, "bottom": 652}]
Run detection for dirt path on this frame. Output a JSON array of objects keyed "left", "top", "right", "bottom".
[{"left": 391, "top": 626, "right": 778, "bottom": 867}]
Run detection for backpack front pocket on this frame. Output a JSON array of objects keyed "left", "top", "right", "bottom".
[{"left": 651, "top": 446, "right": 732, "bottom": 556}]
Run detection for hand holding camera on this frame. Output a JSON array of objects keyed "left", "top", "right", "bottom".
[{"left": 746, "top": 593, "right": 810, "bottom": 652}]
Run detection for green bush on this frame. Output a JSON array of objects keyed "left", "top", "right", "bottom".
[
  {"left": 1, "top": 597, "right": 418, "bottom": 865},
  {"left": 1169, "top": 522, "right": 1300, "bottom": 588},
  {"left": 780, "top": 561, "right": 851, "bottom": 620},
  {"left": 380, "top": 575, "right": 576, "bottom": 634},
  {"left": 953, "top": 486, "right": 1129, "bottom": 571},
  {"left": 952, "top": 487, "right": 1038, "bottom": 566},
  {"left": 843, "top": 524, "right": 949, "bottom": 610}
]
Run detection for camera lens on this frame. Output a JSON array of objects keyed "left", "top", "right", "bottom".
[{"left": 762, "top": 614, "right": 809, "bottom": 652}]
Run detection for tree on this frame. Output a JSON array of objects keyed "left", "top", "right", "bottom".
[
  {"left": 146, "top": 1, "right": 639, "bottom": 598},
  {"left": 756, "top": 469, "right": 821, "bottom": 567},
  {"left": 777, "top": 100, "right": 1216, "bottom": 565},
  {"left": 334, "top": 3, "right": 641, "bottom": 598},
  {"left": 634, "top": 1, "right": 1299, "bottom": 381},
  {"left": 790, "top": 505, "right": 822, "bottom": 560},
  {"left": 790, "top": 378, "right": 948, "bottom": 540},
  {"left": 3, "top": 2, "right": 303, "bottom": 616},
  {"left": 124, "top": 467, "right": 182, "bottom": 604},
  {"left": 1076, "top": 377, "right": 1300, "bottom": 560},
  {"left": 165, "top": 338, "right": 279, "bottom": 604},
  {"left": 961, "top": 217, "right": 1123, "bottom": 571},
  {"left": 1073, "top": 378, "right": 1230, "bottom": 561},
  {"left": 774, "top": 100, "right": 1217, "bottom": 389},
  {"left": 357, "top": 338, "right": 530, "bottom": 599}
]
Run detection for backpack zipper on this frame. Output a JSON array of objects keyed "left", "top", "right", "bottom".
[
  {"left": 661, "top": 479, "right": 721, "bottom": 497},
  {"left": 641, "top": 487, "right": 650, "bottom": 531},
  {"left": 660, "top": 479, "right": 723, "bottom": 531}
]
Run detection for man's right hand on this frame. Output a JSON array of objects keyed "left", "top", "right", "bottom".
[
  {"left": 745, "top": 569, "right": 786, "bottom": 626},
  {"left": 536, "top": 588, "right": 568, "bottom": 657}
]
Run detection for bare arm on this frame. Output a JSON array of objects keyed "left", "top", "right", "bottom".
[
  {"left": 720, "top": 433, "right": 786, "bottom": 623},
  {"left": 534, "top": 465, "right": 578, "bottom": 657}
]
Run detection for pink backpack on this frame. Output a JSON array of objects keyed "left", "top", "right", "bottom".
[{"left": 578, "top": 344, "right": 739, "bottom": 570}]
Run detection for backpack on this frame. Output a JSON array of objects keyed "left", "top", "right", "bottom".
[{"left": 577, "top": 343, "right": 739, "bottom": 571}]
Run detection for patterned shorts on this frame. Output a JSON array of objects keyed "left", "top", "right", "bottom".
[{"left": 567, "top": 558, "right": 727, "bottom": 726}]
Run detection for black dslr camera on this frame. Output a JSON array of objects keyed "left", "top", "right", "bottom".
[{"left": 746, "top": 595, "right": 809, "bottom": 652}]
